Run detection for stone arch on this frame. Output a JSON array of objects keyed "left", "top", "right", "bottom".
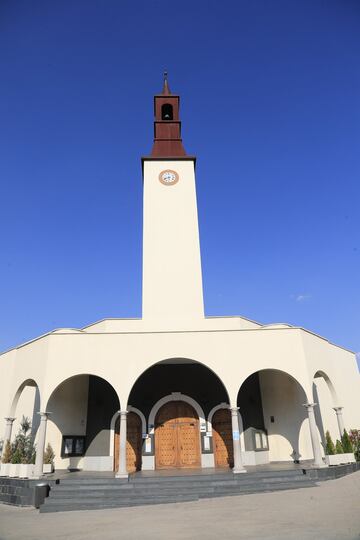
[
  {"left": 126, "top": 357, "right": 230, "bottom": 410},
  {"left": 45, "top": 373, "right": 120, "bottom": 411},
  {"left": 9, "top": 378, "right": 41, "bottom": 440},
  {"left": 148, "top": 393, "right": 206, "bottom": 434},
  {"left": 207, "top": 402, "right": 230, "bottom": 433},
  {"left": 313, "top": 370, "right": 338, "bottom": 406},
  {"left": 109, "top": 407, "right": 146, "bottom": 459},
  {"left": 46, "top": 373, "right": 120, "bottom": 471},
  {"left": 10, "top": 378, "right": 40, "bottom": 417},
  {"left": 236, "top": 368, "right": 310, "bottom": 463},
  {"left": 312, "top": 370, "right": 340, "bottom": 448}
]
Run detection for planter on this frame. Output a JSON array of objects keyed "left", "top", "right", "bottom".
[
  {"left": 325, "top": 453, "right": 356, "bottom": 466},
  {"left": 8, "top": 463, "right": 20, "bottom": 477},
  {"left": 0, "top": 463, "right": 11, "bottom": 476},
  {"left": 43, "top": 464, "right": 54, "bottom": 474},
  {"left": 18, "top": 464, "right": 35, "bottom": 478}
]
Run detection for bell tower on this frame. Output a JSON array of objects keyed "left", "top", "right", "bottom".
[{"left": 142, "top": 74, "right": 204, "bottom": 327}]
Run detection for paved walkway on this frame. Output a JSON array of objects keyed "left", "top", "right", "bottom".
[{"left": 0, "top": 471, "right": 359, "bottom": 540}]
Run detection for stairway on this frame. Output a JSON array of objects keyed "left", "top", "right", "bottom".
[{"left": 39, "top": 468, "right": 317, "bottom": 513}]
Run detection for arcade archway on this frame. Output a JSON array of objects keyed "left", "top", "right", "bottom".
[{"left": 127, "top": 358, "right": 230, "bottom": 470}]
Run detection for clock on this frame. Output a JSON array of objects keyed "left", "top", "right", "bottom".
[{"left": 159, "top": 169, "right": 179, "bottom": 186}]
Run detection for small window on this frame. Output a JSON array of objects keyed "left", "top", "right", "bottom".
[
  {"left": 161, "top": 103, "right": 173, "bottom": 120},
  {"left": 61, "top": 435, "right": 86, "bottom": 457}
]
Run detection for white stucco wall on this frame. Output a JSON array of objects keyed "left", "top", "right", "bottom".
[
  {"left": 46, "top": 375, "right": 89, "bottom": 469},
  {"left": 142, "top": 159, "right": 204, "bottom": 326},
  {"left": 259, "top": 370, "right": 313, "bottom": 462}
]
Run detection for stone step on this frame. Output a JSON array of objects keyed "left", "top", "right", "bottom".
[
  {"left": 52, "top": 476, "right": 314, "bottom": 495},
  {"left": 129, "top": 469, "right": 304, "bottom": 483},
  {"left": 56, "top": 471, "right": 305, "bottom": 489},
  {"left": 39, "top": 480, "right": 316, "bottom": 513},
  {"left": 52, "top": 473, "right": 308, "bottom": 496},
  {"left": 40, "top": 494, "right": 198, "bottom": 513}
]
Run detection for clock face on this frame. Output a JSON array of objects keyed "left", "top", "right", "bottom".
[{"left": 159, "top": 169, "right": 179, "bottom": 186}]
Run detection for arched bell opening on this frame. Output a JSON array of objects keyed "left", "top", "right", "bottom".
[
  {"left": 161, "top": 103, "right": 173, "bottom": 120},
  {"left": 46, "top": 374, "right": 120, "bottom": 471},
  {"left": 127, "top": 358, "right": 230, "bottom": 470},
  {"left": 237, "top": 369, "right": 309, "bottom": 465}
]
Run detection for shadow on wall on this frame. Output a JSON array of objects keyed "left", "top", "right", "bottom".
[
  {"left": 47, "top": 374, "right": 120, "bottom": 462},
  {"left": 257, "top": 370, "right": 309, "bottom": 462},
  {"left": 31, "top": 386, "right": 41, "bottom": 439},
  {"left": 312, "top": 382, "right": 326, "bottom": 449}
]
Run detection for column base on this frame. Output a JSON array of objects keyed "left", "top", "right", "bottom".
[
  {"left": 232, "top": 467, "right": 247, "bottom": 474},
  {"left": 115, "top": 473, "right": 129, "bottom": 479},
  {"left": 312, "top": 461, "right": 328, "bottom": 469}
]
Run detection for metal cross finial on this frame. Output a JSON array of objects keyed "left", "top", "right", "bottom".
[{"left": 163, "top": 70, "right": 168, "bottom": 82}]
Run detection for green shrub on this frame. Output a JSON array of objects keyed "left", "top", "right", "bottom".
[
  {"left": 11, "top": 416, "right": 36, "bottom": 465},
  {"left": 11, "top": 447, "right": 22, "bottom": 464},
  {"left": 349, "top": 429, "right": 360, "bottom": 461},
  {"left": 325, "top": 431, "right": 335, "bottom": 455},
  {"left": 44, "top": 443, "right": 55, "bottom": 465},
  {"left": 341, "top": 430, "right": 353, "bottom": 454},
  {"left": 335, "top": 440, "right": 344, "bottom": 454},
  {"left": 1, "top": 440, "right": 12, "bottom": 464}
]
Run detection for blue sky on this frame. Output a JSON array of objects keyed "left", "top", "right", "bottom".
[{"left": 0, "top": 1, "right": 359, "bottom": 368}]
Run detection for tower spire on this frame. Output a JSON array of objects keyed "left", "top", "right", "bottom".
[
  {"left": 150, "top": 74, "right": 187, "bottom": 157},
  {"left": 162, "top": 70, "right": 171, "bottom": 95}
]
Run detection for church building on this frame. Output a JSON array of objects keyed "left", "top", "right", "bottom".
[{"left": 1, "top": 76, "right": 359, "bottom": 479}]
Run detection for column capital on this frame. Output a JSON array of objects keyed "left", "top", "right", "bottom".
[
  {"left": 4, "top": 417, "right": 16, "bottom": 423},
  {"left": 333, "top": 406, "right": 343, "bottom": 414},
  {"left": 120, "top": 410, "right": 128, "bottom": 417},
  {"left": 37, "top": 411, "right": 51, "bottom": 418},
  {"left": 230, "top": 406, "right": 239, "bottom": 414},
  {"left": 303, "top": 403, "right": 317, "bottom": 410}
]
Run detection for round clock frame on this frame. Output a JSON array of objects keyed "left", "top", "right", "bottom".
[{"left": 158, "top": 169, "right": 179, "bottom": 186}]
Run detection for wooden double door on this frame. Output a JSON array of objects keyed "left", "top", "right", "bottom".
[
  {"left": 212, "top": 408, "right": 234, "bottom": 468},
  {"left": 114, "top": 412, "right": 142, "bottom": 473},
  {"left": 155, "top": 401, "right": 201, "bottom": 469}
]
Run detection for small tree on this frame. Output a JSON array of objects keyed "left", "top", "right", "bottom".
[
  {"left": 44, "top": 443, "right": 55, "bottom": 465},
  {"left": 11, "top": 447, "right": 22, "bottom": 464},
  {"left": 325, "top": 431, "right": 335, "bottom": 455},
  {"left": 335, "top": 440, "right": 344, "bottom": 454},
  {"left": 341, "top": 429, "right": 353, "bottom": 454},
  {"left": 1, "top": 440, "right": 12, "bottom": 464},
  {"left": 349, "top": 429, "right": 360, "bottom": 461},
  {"left": 11, "top": 416, "right": 36, "bottom": 465}
]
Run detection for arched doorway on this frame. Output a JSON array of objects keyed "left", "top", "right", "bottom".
[
  {"left": 114, "top": 412, "right": 142, "bottom": 473},
  {"left": 46, "top": 374, "right": 120, "bottom": 471},
  {"left": 212, "top": 408, "right": 234, "bottom": 468},
  {"left": 155, "top": 401, "right": 201, "bottom": 469},
  {"left": 237, "top": 369, "right": 310, "bottom": 463}
]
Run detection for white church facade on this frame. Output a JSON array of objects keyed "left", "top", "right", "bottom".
[{"left": 1, "top": 76, "right": 359, "bottom": 479}]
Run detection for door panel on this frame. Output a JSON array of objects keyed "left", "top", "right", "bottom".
[
  {"left": 126, "top": 412, "right": 142, "bottom": 473},
  {"left": 114, "top": 412, "right": 142, "bottom": 473},
  {"left": 212, "top": 408, "right": 234, "bottom": 468},
  {"left": 155, "top": 401, "right": 200, "bottom": 469}
]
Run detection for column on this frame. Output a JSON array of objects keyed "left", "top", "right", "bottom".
[
  {"left": 34, "top": 412, "right": 50, "bottom": 477},
  {"left": 230, "top": 407, "right": 246, "bottom": 473},
  {"left": 333, "top": 407, "right": 345, "bottom": 439},
  {"left": 303, "top": 403, "right": 325, "bottom": 468},
  {"left": 1, "top": 418, "right": 16, "bottom": 458},
  {"left": 116, "top": 411, "right": 128, "bottom": 479}
]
